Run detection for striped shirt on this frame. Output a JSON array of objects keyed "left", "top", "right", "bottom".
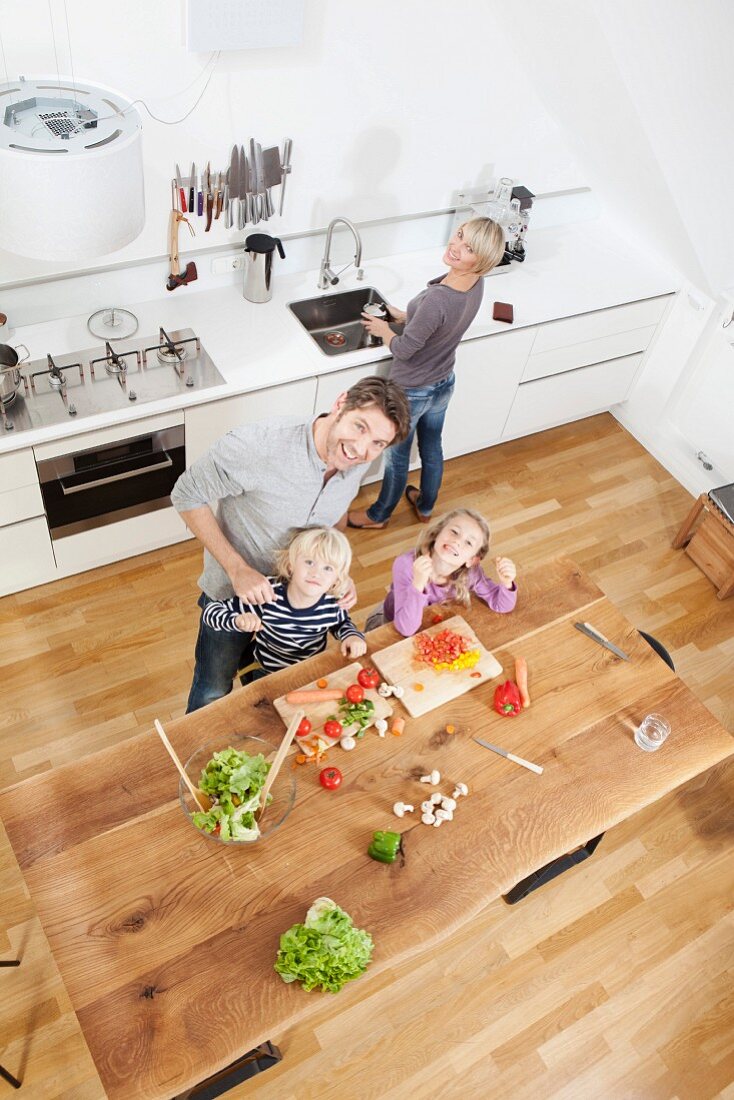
[{"left": 201, "top": 579, "right": 364, "bottom": 673}]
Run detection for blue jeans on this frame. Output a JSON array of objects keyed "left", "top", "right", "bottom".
[
  {"left": 367, "top": 372, "right": 455, "bottom": 523},
  {"left": 186, "top": 593, "right": 257, "bottom": 713}
]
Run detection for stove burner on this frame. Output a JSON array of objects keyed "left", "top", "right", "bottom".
[
  {"left": 157, "top": 343, "right": 187, "bottom": 365},
  {"left": 0, "top": 389, "right": 17, "bottom": 407},
  {"left": 47, "top": 371, "right": 65, "bottom": 389},
  {"left": 325, "top": 331, "right": 347, "bottom": 347}
]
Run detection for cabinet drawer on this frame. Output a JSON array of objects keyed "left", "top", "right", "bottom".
[
  {"left": 530, "top": 297, "right": 670, "bottom": 356},
  {"left": 503, "top": 353, "right": 643, "bottom": 439},
  {"left": 0, "top": 446, "right": 39, "bottom": 488},
  {"left": 0, "top": 482, "right": 44, "bottom": 528},
  {"left": 0, "top": 516, "right": 57, "bottom": 596},
  {"left": 523, "top": 325, "right": 656, "bottom": 382}
]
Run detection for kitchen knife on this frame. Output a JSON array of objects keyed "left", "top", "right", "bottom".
[
  {"left": 188, "top": 162, "right": 196, "bottom": 216},
  {"left": 214, "top": 171, "right": 223, "bottom": 219},
  {"left": 238, "top": 144, "right": 248, "bottom": 230},
  {"left": 204, "top": 162, "right": 213, "bottom": 231},
  {"left": 472, "top": 738, "right": 544, "bottom": 775},
  {"left": 197, "top": 169, "right": 203, "bottom": 217},
  {"left": 279, "top": 137, "right": 292, "bottom": 216},
  {"left": 175, "top": 163, "right": 187, "bottom": 212},
  {"left": 262, "top": 146, "right": 281, "bottom": 218},
  {"left": 226, "top": 145, "right": 239, "bottom": 230},
  {"left": 574, "top": 621, "right": 630, "bottom": 661},
  {"left": 249, "top": 138, "right": 260, "bottom": 223},
  {"left": 255, "top": 141, "right": 268, "bottom": 221}
]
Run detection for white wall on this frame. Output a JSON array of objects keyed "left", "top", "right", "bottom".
[{"left": 0, "top": 0, "right": 585, "bottom": 285}]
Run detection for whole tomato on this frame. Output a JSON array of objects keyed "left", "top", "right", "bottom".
[
  {"left": 345, "top": 683, "right": 364, "bottom": 704},
  {"left": 323, "top": 719, "right": 343, "bottom": 740},
  {"left": 319, "top": 766, "right": 343, "bottom": 790},
  {"left": 357, "top": 668, "right": 380, "bottom": 690},
  {"left": 297, "top": 717, "right": 312, "bottom": 738}
]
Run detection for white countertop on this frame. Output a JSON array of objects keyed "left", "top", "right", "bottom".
[{"left": 0, "top": 218, "right": 679, "bottom": 455}]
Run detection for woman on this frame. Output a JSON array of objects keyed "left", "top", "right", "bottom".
[{"left": 348, "top": 217, "right": 506, "bottom": 529}]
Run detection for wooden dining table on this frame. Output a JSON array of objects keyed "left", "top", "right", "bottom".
[{"left": 1, "top": 557, "right": 731, "bottom": 1099}]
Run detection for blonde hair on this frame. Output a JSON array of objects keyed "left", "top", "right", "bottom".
[
  {"left": 275, "top": 527, "right": 352, "bottom": 596},
  {"left": 415, "top": 508, "right": 491, "bottom": 605},
  {"left": 461, "top": 217, "right": 506, "bottom": 276}
]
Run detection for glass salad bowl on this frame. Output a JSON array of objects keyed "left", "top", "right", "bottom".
[{"left": 179, "top": 733, "right": 296, "bottom": 845}]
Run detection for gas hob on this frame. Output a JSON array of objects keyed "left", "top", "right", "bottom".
[{"left": 0, "top": 328, "right": 225, "bottom": 435}]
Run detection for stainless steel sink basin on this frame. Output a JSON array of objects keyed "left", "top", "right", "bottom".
[{"left": 288, "top": 287, "right": 394, "bottom": 356}]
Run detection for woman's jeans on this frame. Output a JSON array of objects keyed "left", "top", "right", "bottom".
[
  {"left": 367, "top": 372, "right": 455, "bottom": 523},
  {"left": 186, "top": 593, "right": 256, "bottom": 713}
]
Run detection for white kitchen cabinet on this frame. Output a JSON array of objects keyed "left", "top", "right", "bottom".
[
  {"left": 529, "top": 296, "right": 670, "bottom": 355},
  {"left": 0, "top": 446, "right": 44, "bottom": 528},
  {"left": 0, "top": 515, "right": 56, "bottom": 596},
  {"left": 443, "top": 328, "right": 538, "bottom": 458},
  {"left": 184, "top": 377, "right": 318, "bottom": 465},
  {"left": 52, "top": 506, "right": 186, "bottom": 577},
  {"left": 503, "top": 352, "right": 644, "bottom": 440}
]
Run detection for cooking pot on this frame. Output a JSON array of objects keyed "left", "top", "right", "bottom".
[{"left": 0, "top": 343, "right": 30, "bottom": 405}]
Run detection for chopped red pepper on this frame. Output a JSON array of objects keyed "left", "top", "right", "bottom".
[{"left": 493, "top": 680, "right": 522, "bottom": 717}]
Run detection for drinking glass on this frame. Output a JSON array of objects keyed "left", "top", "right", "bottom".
[{"left": 634, "top": 713, "right": 671, "bottom": 752}]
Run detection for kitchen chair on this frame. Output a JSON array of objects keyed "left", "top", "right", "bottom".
[
  {"left": 0, "top": 958, "right": 22, "bottom": 1090},
  {"left": 504, "top": 629, "right": 675, "bottom": 905}
]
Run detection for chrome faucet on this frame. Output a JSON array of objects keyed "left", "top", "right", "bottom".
[{"left": 318, "top": 217, "right": 364, "bottom": 289}]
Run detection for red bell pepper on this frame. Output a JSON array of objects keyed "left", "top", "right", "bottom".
[{"left": 494, "top": 680, "right": 522, "bottom": 717}]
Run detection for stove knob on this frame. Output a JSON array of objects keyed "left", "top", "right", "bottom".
[
  {"left": 185, "top": 375, "right": 195, "bottom": 387},
  {"left": 68, "top": 404, "right": 77, "bottom": 417},
  {"left": 128, "top": 390, "right": 137, "bottom": 401}
]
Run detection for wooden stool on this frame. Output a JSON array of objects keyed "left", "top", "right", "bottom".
[{"left": 673, "top": 492, "right": 734, "bottom": 599}]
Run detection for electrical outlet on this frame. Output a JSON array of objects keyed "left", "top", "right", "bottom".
[{"left": 212, "top": 255, "right": 244, "bottom": 275}]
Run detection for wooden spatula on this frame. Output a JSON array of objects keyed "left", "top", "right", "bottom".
[
  {"left": 257, "top": 710, "right": 304, "bottom": 822},
  {"left": 154, "top": 718, "right": 212, "bottom": 812}
]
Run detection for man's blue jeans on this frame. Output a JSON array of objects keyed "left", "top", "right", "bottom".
[
  {"left": 186, "top": 593, "right": 256, "bottom": 713},
  {"left": 367, "top": 372, "right": 455, "bottom": 524}
]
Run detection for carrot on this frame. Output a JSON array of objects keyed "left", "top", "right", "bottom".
[
  {"left": 515, "top": 656, "right": 530, "bottom": 708},
  {"left": 316, "top": 678, "right": 328, "bottom": 689},
  {"left": 285, "top": 688, "right": 343, "bottom": 704},
  {"left": 391, "top": 717, "right": 405, "bottom": 736},
  {"left": 445, "top": 724, "right": 456, "bottom": 734}
]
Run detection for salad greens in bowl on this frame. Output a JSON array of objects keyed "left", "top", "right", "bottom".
[{"left": 179, "top": 734, "right": 296, "bottom": 844}]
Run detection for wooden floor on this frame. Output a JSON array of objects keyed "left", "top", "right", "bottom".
[{"left": 1, "top": 413, "right": 732, "bottom": 1098}]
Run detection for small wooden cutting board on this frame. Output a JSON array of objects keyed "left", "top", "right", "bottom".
[
  {"left": 272, "top": 663, "right": 393, "bottom": 749},
  {"left": 371, "top": 615, "right": 502, "bottom": 717}
]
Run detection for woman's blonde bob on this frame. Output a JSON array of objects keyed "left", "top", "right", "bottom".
[
  {"left": 461, "top": 217, "right": 506, "bottom": 276},
  {"left": 415, "top": 508, "right": 491, "bottom": 605},
  {"left": 275, "top": 527, "right": 352, "bottom": 596}
]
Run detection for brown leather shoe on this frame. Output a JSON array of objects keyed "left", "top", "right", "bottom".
[
  {"left": 405, "top": 485, "right": 431, "bottom": 523},
  {"left": 347, "top": 510, "right": 388, "bottom": 529}
]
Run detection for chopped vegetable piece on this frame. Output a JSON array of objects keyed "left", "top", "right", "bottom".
[
  {"left": 345, "top": 684, "right": 365, "bottom": 704},
  {"left": 286, "top": 688, "right": 343, "bottom": 704},
  {"left": 431, "top": 613, "right": 444, "bottom": 624},
  {"left": 274, "top": 897, "right": 373, "bottom": 993},
  {"left": 357, "top": 668, "right": 380, "bottom": 689},
  {"left": 515, "top": 656, "right": 530, "bottom": 708},
  {"left": 367, "top": 830, "right": 401, "bottom": 863},
  {"left": 391, "top": 717, "right": 405, "bottom": 736},
  {"left": 470, "top": 671, "right": 482, "bottom": 678},
  {"left": 493, "top": 680, "right": 522, "bottom": 717},
  {"left": 319, "top": 766, "right": 343, "bottom": 790},
  {"left": 413, "top": 682, "right": 425, "bottom": 691},
  {"left": 317, "top": 678, "right": 329, "bottom": 689},
  {"left": 445, "top": 724, "right": 456, "bottom": 734},
  {"left": 414, "top": 628, "right": 481, "bottom": 672},
  {"left": 295, "top": 753, "right": 308, "bottom": 765}
]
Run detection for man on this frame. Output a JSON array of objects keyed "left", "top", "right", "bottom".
[{"left": 171, "top": 375, "right": 410, "bottom": 711}]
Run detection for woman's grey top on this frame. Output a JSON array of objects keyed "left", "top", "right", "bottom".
[{"left": 388, "top": 274, "right": 484, "bottom": 389}]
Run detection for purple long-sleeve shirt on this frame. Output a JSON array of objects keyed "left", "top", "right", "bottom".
[{"left": 383, "top": 550, "right": 517, "bottom": 637}]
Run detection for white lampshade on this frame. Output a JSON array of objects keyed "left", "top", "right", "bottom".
[{"left": 0, "top": 76, "right": 145, "bottom": 260}]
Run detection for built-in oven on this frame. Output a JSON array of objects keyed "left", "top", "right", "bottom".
[{"left": 37, "top": 424, "right": 185, "bottom": 539}]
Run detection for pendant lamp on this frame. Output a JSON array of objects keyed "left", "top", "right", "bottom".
[{"left": 0, "top": 75, "right": 145, "bottom": 260}]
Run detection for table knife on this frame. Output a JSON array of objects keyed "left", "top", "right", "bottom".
[
  {"left": 188, "top": 162, "right": 196, "bottom": 216},
  {"left": 175, "top": 163, "right": 187, "bottom": 212},
  {"left": 574, "top": 621, "right": 630, "bottom": 660},
  {"left": 473, "top": 737, "right": 543, "bottom": 775}
]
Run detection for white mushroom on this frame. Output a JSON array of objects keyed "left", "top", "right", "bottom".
[
  {"left": 374, "top": 719, "right": 388, "bottom": 737},
  {"left": 433, "top": 817, "right": 444, "bottom": 827},
  {"left": 340, "top": 735, "right": 357, "bottom": 751},
  {"left": 430, "top": 792, "right": 443, "bottom": 805},
  {"left": 420, "top": 770, "right": 441, "bottom": 785},
  {"left": 441, "top": 797, "right": 457, "bottom": 812},
  {"left": 393, "top": 801, "right": 414, "bottom": 818},
  {"left": 421, "top": 800, "right": 435, "bottom": 814},
  {"left": 434, "top": 808, "right": 452, "bottom": 822},
  {"left": 391, "top": 684, "right": 405, "bottom": 699},
  {"left": 377, "top": 682, "right": 393, "bottom": 698},
  {"left": 452, "top": 782, "right": 469, "bottom": 798},
  {"left": 421, "top": 811, "right": 436, "bottom": 825}
]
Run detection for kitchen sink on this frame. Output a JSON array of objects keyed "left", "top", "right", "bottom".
[{"left": 288, "top": 287, "right": 396, "bottom": 356}]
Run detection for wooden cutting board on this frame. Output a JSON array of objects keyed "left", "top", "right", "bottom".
[
  {"left": 272, "top": 662, "right": 393, "bottom": 751},
  {"left": 371, "top": 615, "right": 502, "bottom": 717}
]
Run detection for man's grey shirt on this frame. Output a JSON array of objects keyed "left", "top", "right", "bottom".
[{"left": 170, "top": 415, "right": 365, "bottom": 600}]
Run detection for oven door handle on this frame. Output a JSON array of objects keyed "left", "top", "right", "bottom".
[{"left": 59, "top": 451, "right": 173, "bottom": 495}]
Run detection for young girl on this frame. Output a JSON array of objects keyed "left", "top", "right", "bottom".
[
  {"left": 368, "top": 508, "right": 517, "bottom": 636},
  {"left": 202, "top": 527, "right": 367, "bottom": 674}
]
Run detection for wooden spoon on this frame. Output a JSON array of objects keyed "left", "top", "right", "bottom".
[
  {"left": 154, "top": 718, "right": 212, "bottom": 812},
  {"left": 257, "top": 709, "right": 304, "bottom": 822}
]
